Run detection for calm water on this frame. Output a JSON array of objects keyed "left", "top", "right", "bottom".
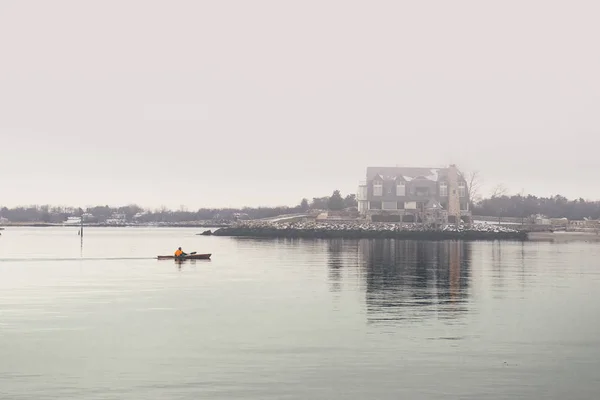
[{"left": 1, "top": 227, "right": 599, "bottom": 399}]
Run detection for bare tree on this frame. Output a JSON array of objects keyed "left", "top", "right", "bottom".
[
  {"left": 467, "top": 170, "right": 482, "bottom": 202},
  {"left": 459, "top": 170, "right": 483, "bottom": 203},
  {"left": 490, "top": 184, "right": 508, "bottom": 198}
]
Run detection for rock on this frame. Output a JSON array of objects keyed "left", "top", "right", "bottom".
[{"left": 212, "top": 221, "right": 527, "bottom": 240}]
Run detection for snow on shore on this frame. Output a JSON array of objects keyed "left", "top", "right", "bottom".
[{"left": 230, "top": 220, "right": 520, "bottom": 233}]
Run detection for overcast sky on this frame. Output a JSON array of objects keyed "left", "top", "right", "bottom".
[{"left": 1, "top": 0, "right": 599, "bottom": 209}]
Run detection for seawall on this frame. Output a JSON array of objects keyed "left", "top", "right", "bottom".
[{"left": 212, "top": 225, "right": 527, "bottom": 241}]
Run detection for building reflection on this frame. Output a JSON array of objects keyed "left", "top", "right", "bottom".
[
  {"left": 327, "top": 239, "right": 345, "bottom": 292},
  {"left": 354, "top": 239, "right": 472, "bottom": 324}
]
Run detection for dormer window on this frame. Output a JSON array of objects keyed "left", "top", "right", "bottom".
[
  {"left": 439, "top": 182, "right": 448, "bottom": 196},
  {"left": 396, "top": 182, "right": 406, "bottom": 196},
  {"left": 373, "top": 180, "right": 383, "bottom": 196}
]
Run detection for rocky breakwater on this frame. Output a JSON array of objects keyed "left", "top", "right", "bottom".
[{"left": 212, "top": 221, "right": 527, "bottom": 241}]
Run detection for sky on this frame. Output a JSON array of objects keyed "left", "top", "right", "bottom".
[{"left": 1, "top": 0, "right": 599, "bottom": 209}]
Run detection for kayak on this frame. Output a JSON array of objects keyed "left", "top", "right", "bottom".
[{"left": 157, "top": 253, "right": 211, "bottom": 260}]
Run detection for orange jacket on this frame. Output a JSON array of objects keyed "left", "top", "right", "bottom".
[{"left": 174, "top": 249, "right": 183, "bottom": 257}]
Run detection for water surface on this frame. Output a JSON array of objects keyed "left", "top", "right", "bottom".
[{"left": 1, "top": 227, "right": 599, "bottom": 399}]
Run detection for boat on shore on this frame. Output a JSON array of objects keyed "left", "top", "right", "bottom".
[
  {"left": 63, "top": 217, "right": 82, "bottom": 225},
  {"left": 157, "top": 253, "right": 211, "bottom": 260}
]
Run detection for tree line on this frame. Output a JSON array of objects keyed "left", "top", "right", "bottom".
[
  {"left": 0, "top": 191, "right": 358, "bottom": 223},
  {"left": 4, "top": 191, "right": 600, "bottom": 223},
  {"left": 471, "top": 194, "right": 600, "bottom": 220}
]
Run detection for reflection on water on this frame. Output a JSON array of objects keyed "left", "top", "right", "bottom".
[
  {"left": 326, "top": 240, "right": 345, "bottom": 293},
  {"left": 327, "top": 239, "right": 471, "bottom": 324}
]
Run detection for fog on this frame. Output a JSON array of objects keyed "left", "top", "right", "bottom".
[{"left": 1, "top": 0, "right": 599, "bottom": 208}]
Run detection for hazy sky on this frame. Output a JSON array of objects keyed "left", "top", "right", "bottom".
[{"left": 1, "top": 1, "right": 599, "bottom": 209}]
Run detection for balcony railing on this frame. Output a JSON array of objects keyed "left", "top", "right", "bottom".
[{"left": 357, "top": 181, "right": 368, "bottom": 201}]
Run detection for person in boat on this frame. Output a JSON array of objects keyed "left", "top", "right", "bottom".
[{"left": 174, "top": 247, "right": 187, "bottom": 257}]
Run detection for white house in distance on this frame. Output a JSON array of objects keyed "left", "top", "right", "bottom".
[{"left": 357, "top": 165, "right": 471, "bottom": 224}]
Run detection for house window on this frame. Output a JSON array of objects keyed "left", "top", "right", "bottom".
[
  {"left": 382, "top": 201, "right": 397, "bottom": 210},
  {"left": 404, "top": 201, "right": 417, "bottom": 210},
  {"left": 415, "top": 187, "right": 429, "bottom": 197},
  {"left": 440, "top": 182, "right": 448, "bottom": 197},
  {"left": 459, "top": 183, "right": 466, "bottom": 197},
  {"left": 373, "top": 182, "right": 383, "bottom": 196},
  {"left": 369, "top": 201, "right": 382, "bottom": 210},
  {"left": 396, "top": 183, "right": 405, "bottom": 196}
]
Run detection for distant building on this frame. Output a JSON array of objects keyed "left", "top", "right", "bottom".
[
  {"left": 0, "top": 217, "right": 8, "bottom": 225},
  {"left": 63, "top": 213, "right": 95, "bottom": 225},
  {"left": 232, "top": 213, "right": 250, "bottom": 220},
  {"left": 105, "top": 213, "right": 127, "bottom": 225},
  {"left": 569, "top": 218, "right": 600, "bottom": 230},
  {"left": 64, "top": 216, "right": 82, "bottom": 225},
  {"left": 357, "top": 165, "right": 471, "bottom": 223},
  {"left": 82, "top": 213, "right": 94, "bottom": 221},
  {"left": 531, "top": 214, "right": 551, "bottom": 225}
]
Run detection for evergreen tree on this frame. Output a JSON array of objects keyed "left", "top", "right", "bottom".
[
  {"left": 300, "top": 198, "right": 309, "bottom": 211},
  {"left": 328, "top": 190, "right": 345, "bottom": 211}
]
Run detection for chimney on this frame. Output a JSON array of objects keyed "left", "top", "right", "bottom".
[{"left": 447, "top": 164, "right": 461, "bottom": 226}]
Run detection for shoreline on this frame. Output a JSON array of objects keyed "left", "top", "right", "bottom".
[
  {"left": 7, "top": 223, "right": 599, "bottom": 242},
  {"left": 0, "top": 223, "right": 230, "bottom": 228},
  {"left": 528, "top": 231, "right": 600, "bottom": 242}
]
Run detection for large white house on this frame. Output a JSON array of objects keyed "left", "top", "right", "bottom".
[{"left": 357, "top": 164, "right": 471, "bottom": 223}]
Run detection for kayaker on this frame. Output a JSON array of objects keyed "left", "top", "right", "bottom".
[{"left": 174, "top": 247, "right": 187, "bottom": 257}]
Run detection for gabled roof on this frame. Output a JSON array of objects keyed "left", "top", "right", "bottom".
[{"left": 366, "top": 167, "right": 449, "bottom": 182}]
